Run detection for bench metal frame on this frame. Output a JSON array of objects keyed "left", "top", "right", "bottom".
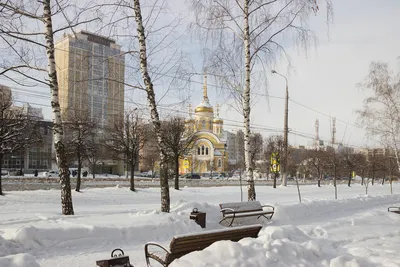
[
  {"left": 144, "top": 225, "right": 263, "bottom": 267},
  {"left": 219, "top": 201, "right": 275, "bottom": 227}
]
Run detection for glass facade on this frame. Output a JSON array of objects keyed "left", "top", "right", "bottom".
[
  {"left": 68, "top": 35, "right": 124, "bottom": 128},
  {"left": 2, "top": 121, "right": 52, "bottom": 173}
]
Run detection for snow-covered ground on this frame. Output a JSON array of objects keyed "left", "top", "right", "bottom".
[{"left": 1, "top": 183, "right": 400, "bottom": 267}]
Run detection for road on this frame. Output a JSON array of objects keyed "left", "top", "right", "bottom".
[{"left": 1, "top": 176, "right": 353, "bottom": 191}]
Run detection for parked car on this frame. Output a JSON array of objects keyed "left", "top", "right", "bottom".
[
  {"left": 43, "top": 170, "right": 59, "bottom": 178},
  {"left": 8, "top": 169, "right": 23, "bottom": 176},
  {"left": 182, "top": 173, "right": 201, "bottom": 179}
]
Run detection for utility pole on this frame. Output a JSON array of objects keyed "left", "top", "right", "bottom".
[{"left": 272, "top": 70, "right": 288, "bottom": 186}]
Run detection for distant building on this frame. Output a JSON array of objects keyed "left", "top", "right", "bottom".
[
  {"left": 179, "top": 75, "right": 227, "bottom": 175},
  {"left": 0, "top": 85, "right": 12, "bottom": 101},
  {"left": 55, "top": 30, "right": 125, "bottom": 174},
  {"left": 55, "top": 30, "right": 125, "bottom": 128},
  {"left": 222, "top": 130, "right": 237, "bottom": 165}
]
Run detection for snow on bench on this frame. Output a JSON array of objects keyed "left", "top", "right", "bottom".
[
  {"left": 144, "top": 224, "right": 263, "bottom": 267},
  {"left": 219, "top": 201, "right": 274, "bottom": 227},
  {"left": 388, "top": 206, "right": 400, "bottom": 214}
]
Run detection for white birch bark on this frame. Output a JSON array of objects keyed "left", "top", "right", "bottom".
[
  {"left": 133, "top": 0, "right": 170, "bottom": 212},
  {"left": 243, "top": 0, "right": 256, "bottom": 201},
  {"left": 43, "top": 0, "right": 74, "bottom": 215}
]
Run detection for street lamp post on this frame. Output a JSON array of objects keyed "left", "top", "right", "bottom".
[{"left": 272, "top": 70, "right": 288, "bottom": 186}]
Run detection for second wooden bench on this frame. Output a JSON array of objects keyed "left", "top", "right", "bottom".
[{"left": 219, "top": 201, "right": 274, "bottom": 227}]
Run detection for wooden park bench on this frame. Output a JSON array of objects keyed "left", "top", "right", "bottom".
[
  {"left": 388, "top": 206, "right": 400, "bottom": 214},
  {"left": 219, "top": 201, "right": 274, "bottom": 227},
  {"left": 144, "top": 224, "right": 263, "bottom": 267}
]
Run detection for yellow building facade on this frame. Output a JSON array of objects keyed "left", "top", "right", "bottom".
[{"left": 179, "top": 75, "right": 227, "bottom": 175}]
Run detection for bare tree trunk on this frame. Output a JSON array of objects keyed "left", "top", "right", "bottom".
[
  {"left": 372, "top": 169, "right": 375, "bottom": 185},
  {"left": 317, "top": 170, "right": 321, "bottom": 187},
  {"left": 239, "top": 171, "right": 243, "bottom": 202},
  {"left": 43, "top": 0, "right": 73, "bottom": 215},
  {"left": 174, "top": 157, "right": 179, "bottom": 190},
  {"left": 0, "top": 154, "right": 3, "bottom": 195},
  {"left": 242, "top": 0, "right": 255, "bottom": 201},
  {"left": 390, "top": 176, "right": 393, "bottom": 194},
  {"left": 347, "top": 171, "right": 351, "bottom": 187},
  {"left": 334, "top": 166, "right": 337, "bottom": 200},
  {"left": 361, "top": 176, "right": 364, "bottom": 186},
  {"left": 133, "top": 0, "right": 169, "bottom": 212},
  {"left": 130, "top": 161, "right": 135, "bottom": 191},
  {"left": 92, "top": 163, "right": 96, "bottom": 179},
  {"left": 295, "top": 175, "right": 301, "bottom": 203},
  {"left": 76, "top": 155, "right": 82, "bottom": 192}
]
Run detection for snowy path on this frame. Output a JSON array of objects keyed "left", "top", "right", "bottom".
[{"left": 1, "top": 183, "right": 400, "bottom": 266}]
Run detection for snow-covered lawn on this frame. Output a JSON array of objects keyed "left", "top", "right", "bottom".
[{"left": 1, "top": 183, "right": 400, "bottom": 267}]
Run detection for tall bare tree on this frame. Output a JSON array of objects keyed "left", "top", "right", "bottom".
[
  {"left": 306, "top": 149, "right": 326, "bottom": 187},
  {"left": 324, "top": 147, "right": 341, "bottom": 199},
  {"left": 264, "top": 135, "right": 284, "bottom": 188},
  {"left": 106, "top": 109, "right": 145, "bottom": 191},
  {"left": 0, "top": 0, "right": 97, "bottom": 214},
  {"left": 64, "top": 111, "right": 98, "bottom": 192},
  {"left": 357, "top": 62, "right": 400, "bottom": 173},
  {"left": 162, "top": 117, "right": 196, "bottom": 190},
  {"left": 365, "top": 149, "right": 385, "bottom": 186},
  {"left": 341, "top": 147, "right": 365, "bottom": 187},
  {"left": 249, "top": 133, "right": 263, "bottom": 170},
  {"left": 86, "top": 135, "right": 105, "bottom": 179},
  {"left": 191, "top": 0, "right": 332, "bottom": 200}
]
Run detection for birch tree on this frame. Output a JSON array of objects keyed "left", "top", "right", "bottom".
[
  {"left": 191, "top": 0, "right": 332, "bottom": 200},
  {"left": 0, "top": 1, "right": 96, "bottom": 214},
  {"left": 357, "top": 62, "right": 400, "bottom": 173},
  {"left": 93, "top": 0, "right": 191, "bottom": 212}
]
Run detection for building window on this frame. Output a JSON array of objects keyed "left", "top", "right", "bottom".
[
  {"left": 202, "top": 120, "right": 205, "bottom": 129},
  {"left": 197, "top": 147, "right": 201, "bottom": 155},
  {"left": 209, "top": 121, "right": 212, "bottom": 130},
  {"left": 205, "top": 147, "right": 209, "bottom": 155},
  {"left": 201, "top": 145, "right": 205, "bottom": 155},
  {"left": 218, "top": 159, "right": 222, "bottom": 167}
]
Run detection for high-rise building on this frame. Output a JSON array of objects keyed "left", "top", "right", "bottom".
[{"left": 55, "top": 30, "right": 125, "bottom": 128}]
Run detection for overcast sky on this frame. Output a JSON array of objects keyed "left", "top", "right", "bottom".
[{"left": 10, "top": 0, "right": 400, "bottom": 148}]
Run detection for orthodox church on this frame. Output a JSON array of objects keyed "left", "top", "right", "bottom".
[{"left": 179, "top": 75, "right": 227, "bottom": 175}]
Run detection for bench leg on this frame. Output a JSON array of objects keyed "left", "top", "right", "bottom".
[
  {"left": 257, "top": 214, "right": 273, "bottom": 220},
  {"left": 219, "top": 216, "right": 235, "bottom": 227}
]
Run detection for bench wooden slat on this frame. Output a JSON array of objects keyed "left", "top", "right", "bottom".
[
  {"left": 224, "top": 210, "right": 273, "bottom": 218},
  {"left": 219, "top": 201, "right": 274, "bottom": 226},
  {"left": 145, "top": 225, "right": 263, "bottom": 266},
  {"left": 220, "top": 201, "right": 263, "bottom": 214},
  {"left": 171, "top": 230, "right": 261, "bottom": 253},
  {"left": 170, "top": 225, "right": 262, "bottom": 251}
]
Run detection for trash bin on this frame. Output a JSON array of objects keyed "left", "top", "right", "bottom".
[
  {"left": 96, "top": 248, "right": 133, "bottom": 267},
  {"left": 190, "top": 208, "right": 206, "bottom": 228}
]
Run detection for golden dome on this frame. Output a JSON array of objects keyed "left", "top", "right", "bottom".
[
  {"left": 213, "top": 118, "right": 223, "bottom": 124},
  {"left": 195, "top": 105, "right": 214, "bottom": 113}
]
